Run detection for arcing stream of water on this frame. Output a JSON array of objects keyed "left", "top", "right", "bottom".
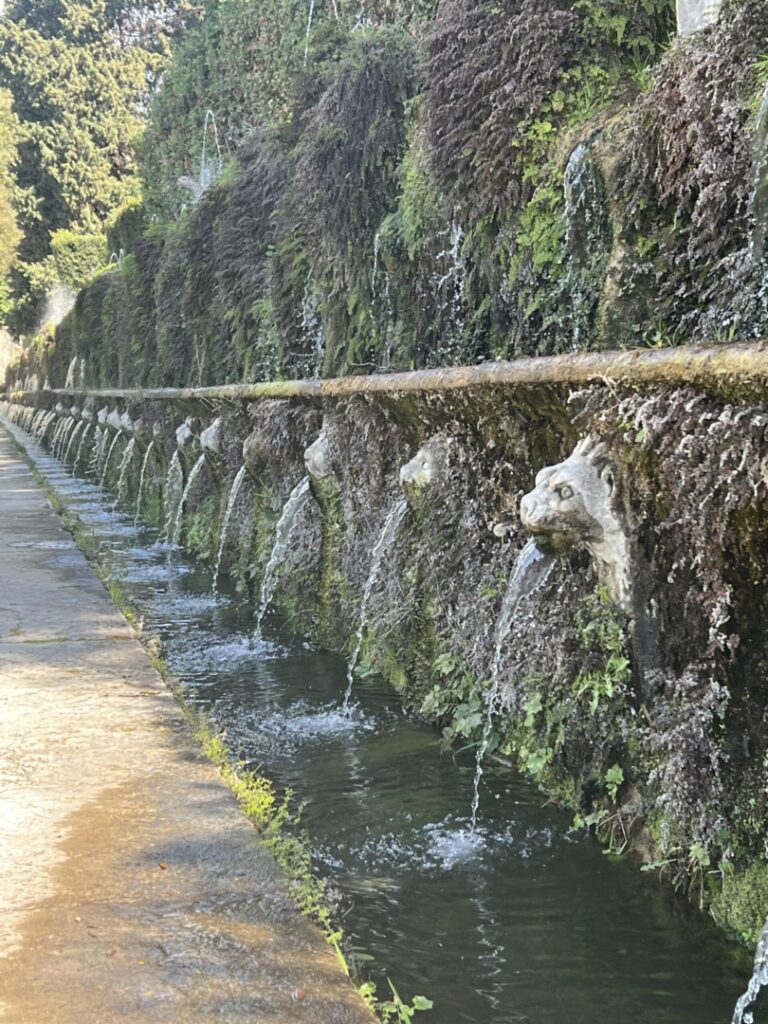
[
  {"left": 343, "top": 496, "right": 408, "bottom": 707},
  {"left": 470, "top": 539, "right": 555, "bottom": 831},
  {"left": 0, "top": 411, "right": 761, "bottom": 1024},
  {"left": 63, "top": 420, "right": 83, "bottom": 465},
  {"left": 163, "top": 450, "right": 184, "bottom": 543},
  {"left": 254, "top": 475, "right": 310, "bottom": 636},
  {"left": 135, "top": 439, "right": 155, "bottom": 526},
  {"left": 100, "top": 430, "right": 123, "bottom": 488},
  {"left": 213, "top": 464, "right": 248, "bottom": 597},
  {"left": 172, "top": 453, "right": 206, "bottom": 546},
  {"left": 116, "top": 437, "right": 136, "bottom": 504}
]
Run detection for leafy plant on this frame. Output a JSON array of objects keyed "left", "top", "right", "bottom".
[
  {"left": 573, "top": 588, "right": 631, "bottom": 714},
  {"left": 604, "top": 762, "right": 624, "bottom": 801},
  {"left": 379, "top": 981, "right": 433, "bottom": 1021},
  {"left": 420, "top": 651, "right": 487, "bottom": 747}
]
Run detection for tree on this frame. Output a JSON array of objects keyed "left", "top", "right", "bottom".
[
  {"left": 0, "top": 89, "right": 22, "bottom": 320},
  {"left": 0, "top": 0, "right": 186, "bottom": 332}
]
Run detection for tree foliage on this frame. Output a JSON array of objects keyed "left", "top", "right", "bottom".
[
  {"left": 0, "top": 0, "right": 184, "bottom": 333},
  {"left": 0, "top": 89, "right": 21, "bottom": 320}
]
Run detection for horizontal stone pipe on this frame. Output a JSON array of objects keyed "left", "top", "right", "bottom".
[{"left": 5, "top": 341, "right": 768, "bottom": 404}]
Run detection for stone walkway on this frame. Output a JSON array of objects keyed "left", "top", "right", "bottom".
[{"left": 0, "top": 428, "right": 373, "bottom": 1023}]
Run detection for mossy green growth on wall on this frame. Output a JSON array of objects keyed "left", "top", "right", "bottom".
[
  {"left": 710, "top": 860, "right": 768, "bottom": 945},
  {"left": 185, "top": 494, "right": 220, "bottom": 563}
]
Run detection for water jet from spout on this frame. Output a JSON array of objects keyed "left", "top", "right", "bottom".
[{"left": 254, "top": 476, "right": 311, "bottom": 636}]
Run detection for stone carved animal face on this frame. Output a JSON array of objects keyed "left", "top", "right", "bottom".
[
  {"left": 519, "top": 438, "right": 616, "bottom": 552},
  {"left": 400, "top": 438, "right": 449, "bottom": 491},
  {"left": 200, "top": 417, "right": 222, "bottom": 454},
  {"left": 519, "top": 437, "right": 630, "bottom": 609},
  {"left": 304, "top": 431, "right": 332, "bottom": 480}
]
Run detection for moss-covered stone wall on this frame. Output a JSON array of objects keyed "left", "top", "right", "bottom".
[
  {"left": 9, "top": 1, "right": 768, "bottom": 391},
  {"left": 6, "top": 368, "right": 768, "bottom": 946}
]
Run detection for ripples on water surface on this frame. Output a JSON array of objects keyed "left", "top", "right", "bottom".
[{"left": 23, "top": 446, "right": 762, "bottom": 1024}]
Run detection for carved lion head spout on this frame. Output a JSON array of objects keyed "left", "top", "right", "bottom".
[
  {"left": 304, "top": 430, "right": 332, "bottom": 481},
  {"left": 400, "top": 437, "right": 449, "bottom": 493},
  {"left": 520, "top": 436, "right": 631, "bottom": 610}
]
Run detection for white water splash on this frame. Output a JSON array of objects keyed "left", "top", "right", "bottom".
[
  {"left": 426, "top": 823, "right": 487, "bottom": 869},
  {"left": 732, "top": 916, "right": 768, "bottom": 1024},
  {"left": 259, "top": 700, "right": 372, "bottom": 746},
  {"left": 254, "top": 476, "right": 311, "bottom": 635},
  {"left": 470, "top": 539, "right": 555, "bottom": 831},
  {"left": 213, "top": 465, "right": 248, "bottom": 596},
  {"left": 343, "top": 496, "right": 409, "bottom": 708}
]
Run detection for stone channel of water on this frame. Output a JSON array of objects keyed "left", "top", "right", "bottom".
[{"left": 1, "top": 416, "right": 760, "bottom": 1024}]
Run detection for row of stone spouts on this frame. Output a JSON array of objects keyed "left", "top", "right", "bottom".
[{"left": 0, "top": 398, "right": 542, "bottom": 835}]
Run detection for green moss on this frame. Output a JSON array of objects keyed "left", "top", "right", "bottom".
[
  {"left": 185, "top": 494, "right": 219, "bottom": 562},
  {"left": 314, "top": 481, "right": 347, "bottom": 646},
  {"left": 711, "top": 861, "right": 768, "bottom": 945}
]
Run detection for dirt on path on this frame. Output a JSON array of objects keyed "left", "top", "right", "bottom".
[{"left": 0, "top": 428, "right": 374, "bottom": 1024}]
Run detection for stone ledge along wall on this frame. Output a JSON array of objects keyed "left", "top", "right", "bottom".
[{"left": 6, "top": 344, "right": 768, "bottom": 947}]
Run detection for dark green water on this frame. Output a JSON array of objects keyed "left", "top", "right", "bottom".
[{"left": 26, "top": 440, "right": 759, "bottom": 1024}]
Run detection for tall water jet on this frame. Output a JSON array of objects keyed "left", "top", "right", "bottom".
[
  {"left": 100, "top": 431, "right": 124, "bottom": 488},
  {"left": 301, "top": 275, "right": 324, "bottom": 377},
  {"left": 434, "top": 220, "right": 467, "bottom": 363},
  {"left": 135, "top": 440, "right": 155, "bottom": 526},
  {"left": 213, "top": 465, "right": 248, "bottom": 597},
  {"left": 343, "top": 496, "right": 408, "bottom": 708},
  {"left": 116, "top": 437, "right": 136, "bottom": 504},
  {"left": 303, "top": 0, "right": 315, "bottom": 66},
  {"left": 64, "top": 356, "right": 78, "bottom": 389},
  {"left": 171, "top": 453, "right": 206, "bottom": 546},
  {"left": 200, "top": 109, "right": 223, "bottom": 192},
  {"left": 470, "top": 539, "right": 555, "bottom": 831},
  {"left": 370, "top": 230, "right": 394, "bottom": 369},
  {"left": 254, "top": 476, "right": 311, "bottom": 636},
  {"left": 562, "top": 142, "right": 611, "bottom": 353},
  {"left": 163, "top": 451, "right": 185, "bottom": 544},
  {"left": 732, "top": 914, "right": 768, "bottom": 1023}
]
